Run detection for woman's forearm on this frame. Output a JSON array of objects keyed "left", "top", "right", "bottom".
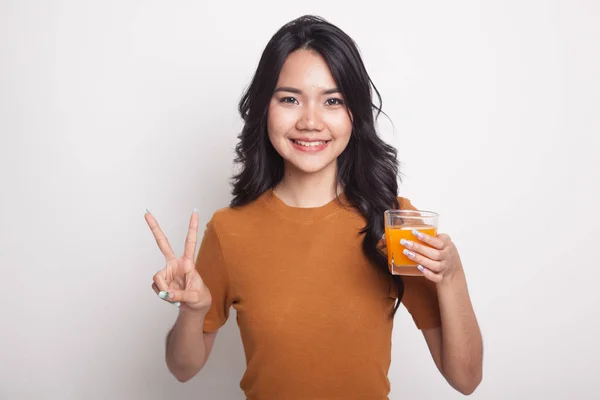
[
  {"left": 165, "top": 309, "right": 210, "bottom": 382},
  {"left": 437, "top": 268, "right": 483, "bottom": 394}
]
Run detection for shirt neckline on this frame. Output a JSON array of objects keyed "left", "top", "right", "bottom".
[{"left": 260, "top": 189, "right": 350, "bottom": 221}]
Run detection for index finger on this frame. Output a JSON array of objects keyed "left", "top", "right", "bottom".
[
  {"left": 145, "top": 211, "right": 176, "bottom": 261},
  {"left": 182, "top": 208, "right": 199, "bottom": 261},
  {"left": 412, "top": 228, "right": 445, "bottom": 250}
]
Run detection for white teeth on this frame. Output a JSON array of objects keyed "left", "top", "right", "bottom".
[{"left": 294, "top": 140, "right": 327, "bottom": 147}]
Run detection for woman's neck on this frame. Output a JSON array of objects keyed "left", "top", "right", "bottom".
[{"left": 273, "top": 163, "right": 342, "bottom": 208}]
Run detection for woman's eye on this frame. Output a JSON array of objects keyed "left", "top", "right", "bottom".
[
  {"left": 281, "top": 97, "right": 298, "bottom": 104},
  {"left": 326, "top": 98, "right": 344, "bottom": 106}
]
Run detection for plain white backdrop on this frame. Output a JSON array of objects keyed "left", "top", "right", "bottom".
[{"left": 1, "top": 0, "right": 599, "bottom": 399}]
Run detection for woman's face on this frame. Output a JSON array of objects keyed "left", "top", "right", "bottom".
[{"left": 267, "top": 49, "right": 352, "bottom": 176}]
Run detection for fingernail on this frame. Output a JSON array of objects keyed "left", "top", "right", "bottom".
[
  {"left": 403, "top": 249, "right": 416, "bottom": 259},
  {"left": 173, "top": 301, "right": 181, "bottom": 307},
  {"left": 412, "top": 229, "right": 423, "bottom": 239},
  {"left": 193, "top": 208, "right": 198, "bottom": 213},
  {"left": 417, "top": 265, "right": 425, "bottom": 272},
  {"left": 145, "top": 209, "right": 150, "bottom": 215},
  {"left": 158, "top": 291, "right": 169, "bottom": 299},
  {"left": 400, "top": 239, "right": 412, "bottom": 248}
]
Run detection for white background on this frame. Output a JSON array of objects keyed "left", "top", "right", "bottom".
[{"left": 1, "top": 0, "right": 599, "bottom": 399}]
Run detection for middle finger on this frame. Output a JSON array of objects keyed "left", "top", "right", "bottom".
[
  {"left": 400, "top": 239, "right": 442, "bottom": 261},
  {"left": 182, "top": 209, "right": 199, "bottom": 261}
]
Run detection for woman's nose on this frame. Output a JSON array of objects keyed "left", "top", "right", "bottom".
[{"left": 296, "top": 104, "right": 324, "bottom": 131}]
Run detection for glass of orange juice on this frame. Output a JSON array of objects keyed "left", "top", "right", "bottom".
[{"left": 384, "top": 209, "right": 439, "bottom": 276}]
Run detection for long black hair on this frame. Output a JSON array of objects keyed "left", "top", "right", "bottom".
[{"left": 230, "top": 15, "right": 404, "bottom": 316}]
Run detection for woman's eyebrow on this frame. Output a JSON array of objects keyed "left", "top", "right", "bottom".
[{"left": 273, "top": 86, "right": 341, "bottom": 95}]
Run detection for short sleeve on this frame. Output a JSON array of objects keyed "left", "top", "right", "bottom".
[
  {"left": 195, "top": 218, "right": 233, "bottom": 333},
  {"left": 396, "top": 196, "right": 442, "bottom": 330},
  {"left": 401, "top": 276, "right": 441, "bottom": 329}
]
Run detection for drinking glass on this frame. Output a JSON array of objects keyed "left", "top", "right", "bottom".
[{"left": 384, "top": 209, "right": 439, "bottom": 276}]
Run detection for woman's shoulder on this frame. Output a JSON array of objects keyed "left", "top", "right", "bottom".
[
  {"left": 206, "top": 191, "right": 271, "bottom": 229},
  {"left": 338, "top": 194, "right": 419, "bottom": 215},
  {"left": 397, "top": 196, "right": 418, "bottom": 211}
]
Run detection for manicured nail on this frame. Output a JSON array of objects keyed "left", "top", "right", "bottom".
[
  {"left": 417, "top": 265, "right": 425, "bottom": 272},
  {"left": 173, "top": 301, "right": 181, "bottom": 307},
  {"left": 400, "top": 239, "right": 412, "bottom": 248},
  {"left": 403, "top": 249, "right": 416, "bottom": 259},
  {"left": 145, "top": 209, "right": 150, "bottom": 215},
  {"left": 158, "top": 291, "right": 169, "bottom": 299},
  {"left": 193, "top": 208, "right": 198, "bottom": 213},
  {"left": 412, "top": 229, "right": 423, "bottom": 239}
]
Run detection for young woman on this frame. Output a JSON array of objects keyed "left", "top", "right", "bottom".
[{"left": 146, "top": 15, "right": 482, "bottom": 399}]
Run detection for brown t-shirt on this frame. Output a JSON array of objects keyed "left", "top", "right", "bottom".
[{"left": 195, "top": 190, "right": 441, "bottom": 399}]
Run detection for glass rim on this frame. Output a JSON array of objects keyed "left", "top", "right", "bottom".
[{"left": 384, "top": 209, "right": 439, "bottom": 217}]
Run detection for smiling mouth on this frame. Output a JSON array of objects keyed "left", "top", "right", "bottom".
[{"left": 290, "top": 139, "right": 331, "bottom": 147}]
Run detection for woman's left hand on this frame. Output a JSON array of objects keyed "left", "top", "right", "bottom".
[{"left": 399, "top": 230, "right": 464, "bottom": 284}]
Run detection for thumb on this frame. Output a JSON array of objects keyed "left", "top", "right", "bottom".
[
  {"left": 158, "top": 289, "right": 199, "bottom": 305},
  {"left": 378, "top": 233, "right": 387, "bottom": 250},
  {"left": 157, "top": 290, "right": 181, "bottom": 307}
]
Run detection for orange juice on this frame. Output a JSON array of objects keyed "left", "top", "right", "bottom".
[{"left": 385, "top": 225, "right": 437, "bottom": 275}]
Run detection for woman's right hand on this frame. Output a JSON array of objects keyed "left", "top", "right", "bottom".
[{"left": 145, "top": 209, "right": 212, "bottom": 313}]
